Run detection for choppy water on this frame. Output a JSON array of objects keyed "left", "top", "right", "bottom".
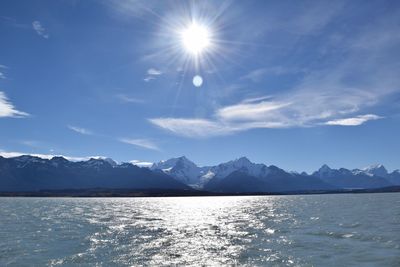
[{"left": 0, "top": 193, "right": 399, "bottom": 266}]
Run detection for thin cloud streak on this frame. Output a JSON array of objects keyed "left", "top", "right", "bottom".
[
  {"left": 147, "top": 68, "right": 162, "bottom": 75},
  {"left": 19, "top": 140, "right": 41, "bottom": 148},
  {"left": 0, "top": 64, "right": 8, "bottom": 80},
  {"left": 68, "top": 125, "right": 93, "bottom": 135},
  {"left": 119, "top": 138, "right": 160, "bottom": 151},
  {"left": 325, "top": 114, "right": 383, "bottom": 126},
  {"left": 149, "top": 118, "right": 236, "bottom": 138},
  {"left": 32, "top": 21, "right": 49, "bottom": 39},
  {"left": 115, "top": 94, "right": 145, "bottom": 104},
  {"left": 144, "top": 67, "right": 163, "bottom": 82},
  {"left": 216, "top": 101, "right": 292, "bottom": 122},
  {"left": 0, "top": 65, "right": 6, "bottom": 79}
]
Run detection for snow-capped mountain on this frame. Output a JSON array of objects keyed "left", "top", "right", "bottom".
[
  {"left": 151, "top": 156, "right": 210, "bottom": 188},
  {"left": 0, "top": 155, "right": 190, "bottom": 192},
  {"left": 206, "top": 157, "right": 271, "bottom": 180},
  {"left": 203, "top": 157, "right": 331, "bottom": 192},
  {"left": 361, "top": 164, "right": 389, "bottom": 177},
  {"left": 313, "top": 164, "right": 392, "bottom": 189},
  {"left": 151, "top": 156, "right": 276, "bottom": 188},
  {"left": 1, "top": 154, "right": 399, "bottom": 193}
]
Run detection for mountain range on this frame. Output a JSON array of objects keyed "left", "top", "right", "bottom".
[{"left": 0, "top": 155, "right": 399, "bottom": 193}]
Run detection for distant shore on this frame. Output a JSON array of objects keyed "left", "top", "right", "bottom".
[{"left": 0, "top": 186, "right": 399, "bottom": 197}]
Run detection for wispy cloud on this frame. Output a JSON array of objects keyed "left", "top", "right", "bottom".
[
  {"left": 147, "top": 68, "right": 162, "bottom": 75},
  {"left": 216, "top": 100, "right": 292, "bottom": 122},
  {"left": 149, "top": 118, "right": 235, "bottom": 138},
  {"left": 325, "top": 114, "right": 383, "bottom": 126},
  {"left": 241, "top": 96, "right": 272, "bottom": 104},
  {"left": 19, "top": 140, "right": 41, "bottom": 148},
  {"left": 119, "top": 138, "right": 160, "bottom": 151},
  {"left": 241, "top": 67, "right": 306, "bottom": 82},
  {"left": 68, "top": 125, "right": 93, "bottom": 135},
  {"left": 115, "top": 94, "right": 144, "bottom": 104},
  {"left": 102, "top": 0, "right": 163, "bottom": 20},
  {"left": 144, "top": 68, "right": 162, "bottom": 82},
  {"left": 144, "top": 76, "right": 155, "bottom": 82},
  {"left": 0, "top": 91, "right": 29, "bottom": 118},
  {"left": 32, "top": 21, "right": 49, "bottom": 39},
  {"left": 149, "top": 7, "right": 400, "bottom": 138},
  {"left": 130, "top": 159, "right": 153, "bottom": 168},
  {"left": 0, "top": 64, "right": 7, "bottom": 79},
  {"left": 149, "top": 89, "right": 386, "bottom": 138}
]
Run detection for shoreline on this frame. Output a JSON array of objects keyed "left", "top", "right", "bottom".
[{"left": 0, "top": 186, "right": 399, "bottom": 198}]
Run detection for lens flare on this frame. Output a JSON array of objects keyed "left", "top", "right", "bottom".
[{"left": 192, "top": 75, "right": 203, "bottom": 87}]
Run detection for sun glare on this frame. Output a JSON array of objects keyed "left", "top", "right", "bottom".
[{"left": 181, "top": 23, "right": 211, "bottom": 55}]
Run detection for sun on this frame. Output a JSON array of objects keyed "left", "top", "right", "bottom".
[{"left": 180, "top": 23, "right": 211, "bottom": 55}]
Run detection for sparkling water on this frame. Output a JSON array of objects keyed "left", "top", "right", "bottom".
[{"left": 0, "top": 193, "right": 399, "bottom": 266}]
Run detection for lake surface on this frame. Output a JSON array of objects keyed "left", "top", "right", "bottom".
[{"left": 0, "top": 193, "right": 399, "bottom": 266}]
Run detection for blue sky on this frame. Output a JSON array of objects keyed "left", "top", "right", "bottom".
[{"left": 1, "top": 0, "right": 400, "bottom": 172}]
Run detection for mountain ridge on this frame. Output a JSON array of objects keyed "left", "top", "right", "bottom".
[{"left": 1, "top": 155, "right": 399, "bottom": 193}]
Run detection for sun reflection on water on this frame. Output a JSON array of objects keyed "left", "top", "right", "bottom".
[
  {"left": 92, "top": 196, "right": 286, "bottom": 266},
  {"left": 2, "top": 195, "right": 399, "bottom": 266}
]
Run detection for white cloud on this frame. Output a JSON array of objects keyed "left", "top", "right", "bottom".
[
  {"left": 241, "top": 67, "right": 306, "bottom": 83},
  {"left": 240, "top": 68, "right": 268, "bottom": 83},
  {"left": 144, "top": 76, "right": 155, "bottom": 82},
  {"left": 0, "top": 91, "right": 29, "bottom": 118},
  {"left": 150, "top": 116, "right": 295, "bottom": 138},
  {"left": 149, "top": 118, "right": 236, "bottom": 138},
  {"left": 19, "top": 140, "right": 41, "bottom": 148},
  {"left": 32, "top": 21, "right": 49, "bottom": 39},
  {"left": 149, "top": 90, "right": 385, "bottom": 138},
  {"left": 144, "top": 68, "right": 162, "bottom": 82},
  {"left": 102, "top": 0, "right": 161, "bottom": 19},
  {"left": 147, "top": 68, "right": 162, "bottom": 75},
  {"left": 130, "top": 160, "right": 153, "bottom": 168},
  {"left": 241, "top": 96, "right": 273, "bottom": 103},
  {"left": 325, "top": 114, "right": 383, "bottom": 126},
  {"left": 216, "top": 100, "right": 292, "bottom": 122},
  {"left": 115, "top": 94, "right": 144, "bottom": 103},
  {"left": 0, "top": 65, "right": 6, "bottom": 79},
  {"left": 119, "top": 138, "right": 160, "bottom": 151},
  {"left": 68, "top": 125, "right": 93, "bottom": 135}
]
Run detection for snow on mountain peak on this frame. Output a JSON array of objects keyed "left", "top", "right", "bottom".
[
  {"left": 210, "top": 157, "right": 270, "bottom": 179},
  {"left": 103, "top": 158, "right": 117, "bottom": 167},
  {"left": 151, "top": 156, "right": 195, "bottom": 170},
  {"left": 151, "top": 156, "right": 208, "bottom": 188},
  {"left": 362, "top": 164, "right": 388, "bottom": 177}
]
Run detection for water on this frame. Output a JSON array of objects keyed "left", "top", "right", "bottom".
[{"left": 0, "top": 193, "right": 399, "bottom": 266}]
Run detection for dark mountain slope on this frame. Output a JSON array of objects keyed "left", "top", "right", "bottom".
[{"left": 0, "top": 156, "right": 190, "bottom": 192}]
